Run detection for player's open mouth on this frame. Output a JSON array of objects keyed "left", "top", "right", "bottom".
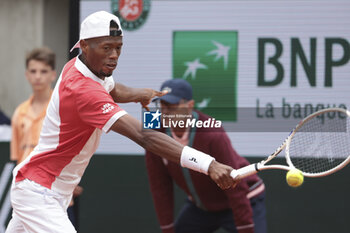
[{"left": 106, "top": 63, "right": 117, "bottom": 70}]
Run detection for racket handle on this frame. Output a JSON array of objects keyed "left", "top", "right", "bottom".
[{"left": 230, "top": 164, "right": 259, "bottom": 179}]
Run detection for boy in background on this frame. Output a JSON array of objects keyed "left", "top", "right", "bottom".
[{"left": 11, "top": 47, "right": 56, "bottom": 164}]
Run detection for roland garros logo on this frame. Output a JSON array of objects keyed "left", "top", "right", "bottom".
[{"left": 111, "top": 0, "right": 151, "bottom": 31}]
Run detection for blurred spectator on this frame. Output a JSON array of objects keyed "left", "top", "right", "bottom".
[{"left": 10, "top": 47, "right": 56, "bottom": 164}]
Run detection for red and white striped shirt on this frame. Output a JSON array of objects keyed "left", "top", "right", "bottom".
[{"left": 13, "top": 57, "right": 126, "bottom": 195}]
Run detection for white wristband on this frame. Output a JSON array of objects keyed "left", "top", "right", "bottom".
[{"left": 180, "top": 146, "right": 215, "bottom": 175}]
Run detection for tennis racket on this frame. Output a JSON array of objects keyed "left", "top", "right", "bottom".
[{"left": 230, "top": 107, "right": 350, "bottom": 179}]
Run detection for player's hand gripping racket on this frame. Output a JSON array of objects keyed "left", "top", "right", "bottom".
[{"left": 231, "top": 108, "right": 350, "bottom": 179}]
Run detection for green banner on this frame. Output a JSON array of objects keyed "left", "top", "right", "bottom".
[{"left": 173, "top": 31, "right": 238, "bottom": 121}]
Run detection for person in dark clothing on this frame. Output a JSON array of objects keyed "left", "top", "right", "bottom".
[
  {"left": 146, "top": 79, "right": 267, "bottom": 233},
  {"left": 0, "top": 109, "right": 10, "bottom": 125}
]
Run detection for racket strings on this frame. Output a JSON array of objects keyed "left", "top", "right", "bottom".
[{"left": 287, "top": 111, "right": 350, "bottom": 174}]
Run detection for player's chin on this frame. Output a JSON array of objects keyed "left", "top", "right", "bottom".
[
  {"left": 100, "top": 71, "right": 113, "bottom": 77},
  {"left": 101, "top": 66, "right": 117, "bottom": 77}
]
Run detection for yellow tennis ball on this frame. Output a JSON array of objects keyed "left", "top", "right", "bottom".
[{"left": 286, "top": 169, "right": 304, "bottom": 187}]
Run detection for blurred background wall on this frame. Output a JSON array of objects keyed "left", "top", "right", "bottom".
[{"left": 0, "top": 0, "right": 70, "bottom": 118}]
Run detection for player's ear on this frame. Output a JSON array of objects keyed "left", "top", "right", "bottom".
[{"left": 80, "top": 40, "right": 88, "bottom": 53}]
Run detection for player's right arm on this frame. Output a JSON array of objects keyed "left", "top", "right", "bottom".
[
  {"left": 111, "top": 83, "right": 166, "bottom": 110},
  {"left": 110, "top": 114, "right": 237, "bottom": 189}
]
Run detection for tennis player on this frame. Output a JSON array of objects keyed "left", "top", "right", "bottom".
[{"left": 6, "top": 11, "right": 237, "bottom": 233}]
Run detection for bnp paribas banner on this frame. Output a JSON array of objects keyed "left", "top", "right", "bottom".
[
  {"left": 173, "top": 31, "right": 238, "bottom": 122},
  {"left": 80, "top": 0, "right": 350, "bottom": 156}
]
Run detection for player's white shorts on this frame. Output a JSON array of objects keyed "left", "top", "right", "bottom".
[{"left": 6, "top": 179, "right": 76, "bottom": 233}]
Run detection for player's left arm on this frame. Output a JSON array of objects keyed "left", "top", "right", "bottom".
[{"left": 110, "top": 83, "right": 167, "bottom": 110}]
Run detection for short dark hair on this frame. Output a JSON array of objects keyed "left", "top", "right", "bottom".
[
  {"left": 110, "top": 20, "right": 122, "bottom": 36},
  {"left": 26, "top": 47, "right": 56, "bottom": 70}
]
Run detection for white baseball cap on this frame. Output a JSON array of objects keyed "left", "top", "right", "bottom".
[{"left": 70, "top": 11, "right": 123, "bottom": 52}]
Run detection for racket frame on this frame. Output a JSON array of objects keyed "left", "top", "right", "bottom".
[
  {"left": 286, "top": 107, "right": 350, "bottom": 177},
  {"left": 230, "top": 107, "right": 350, "bottom": 179}
]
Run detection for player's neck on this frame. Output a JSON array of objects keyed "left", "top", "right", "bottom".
[{"left": 79, "top": 54, "right": 106, "bottom": 80}]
